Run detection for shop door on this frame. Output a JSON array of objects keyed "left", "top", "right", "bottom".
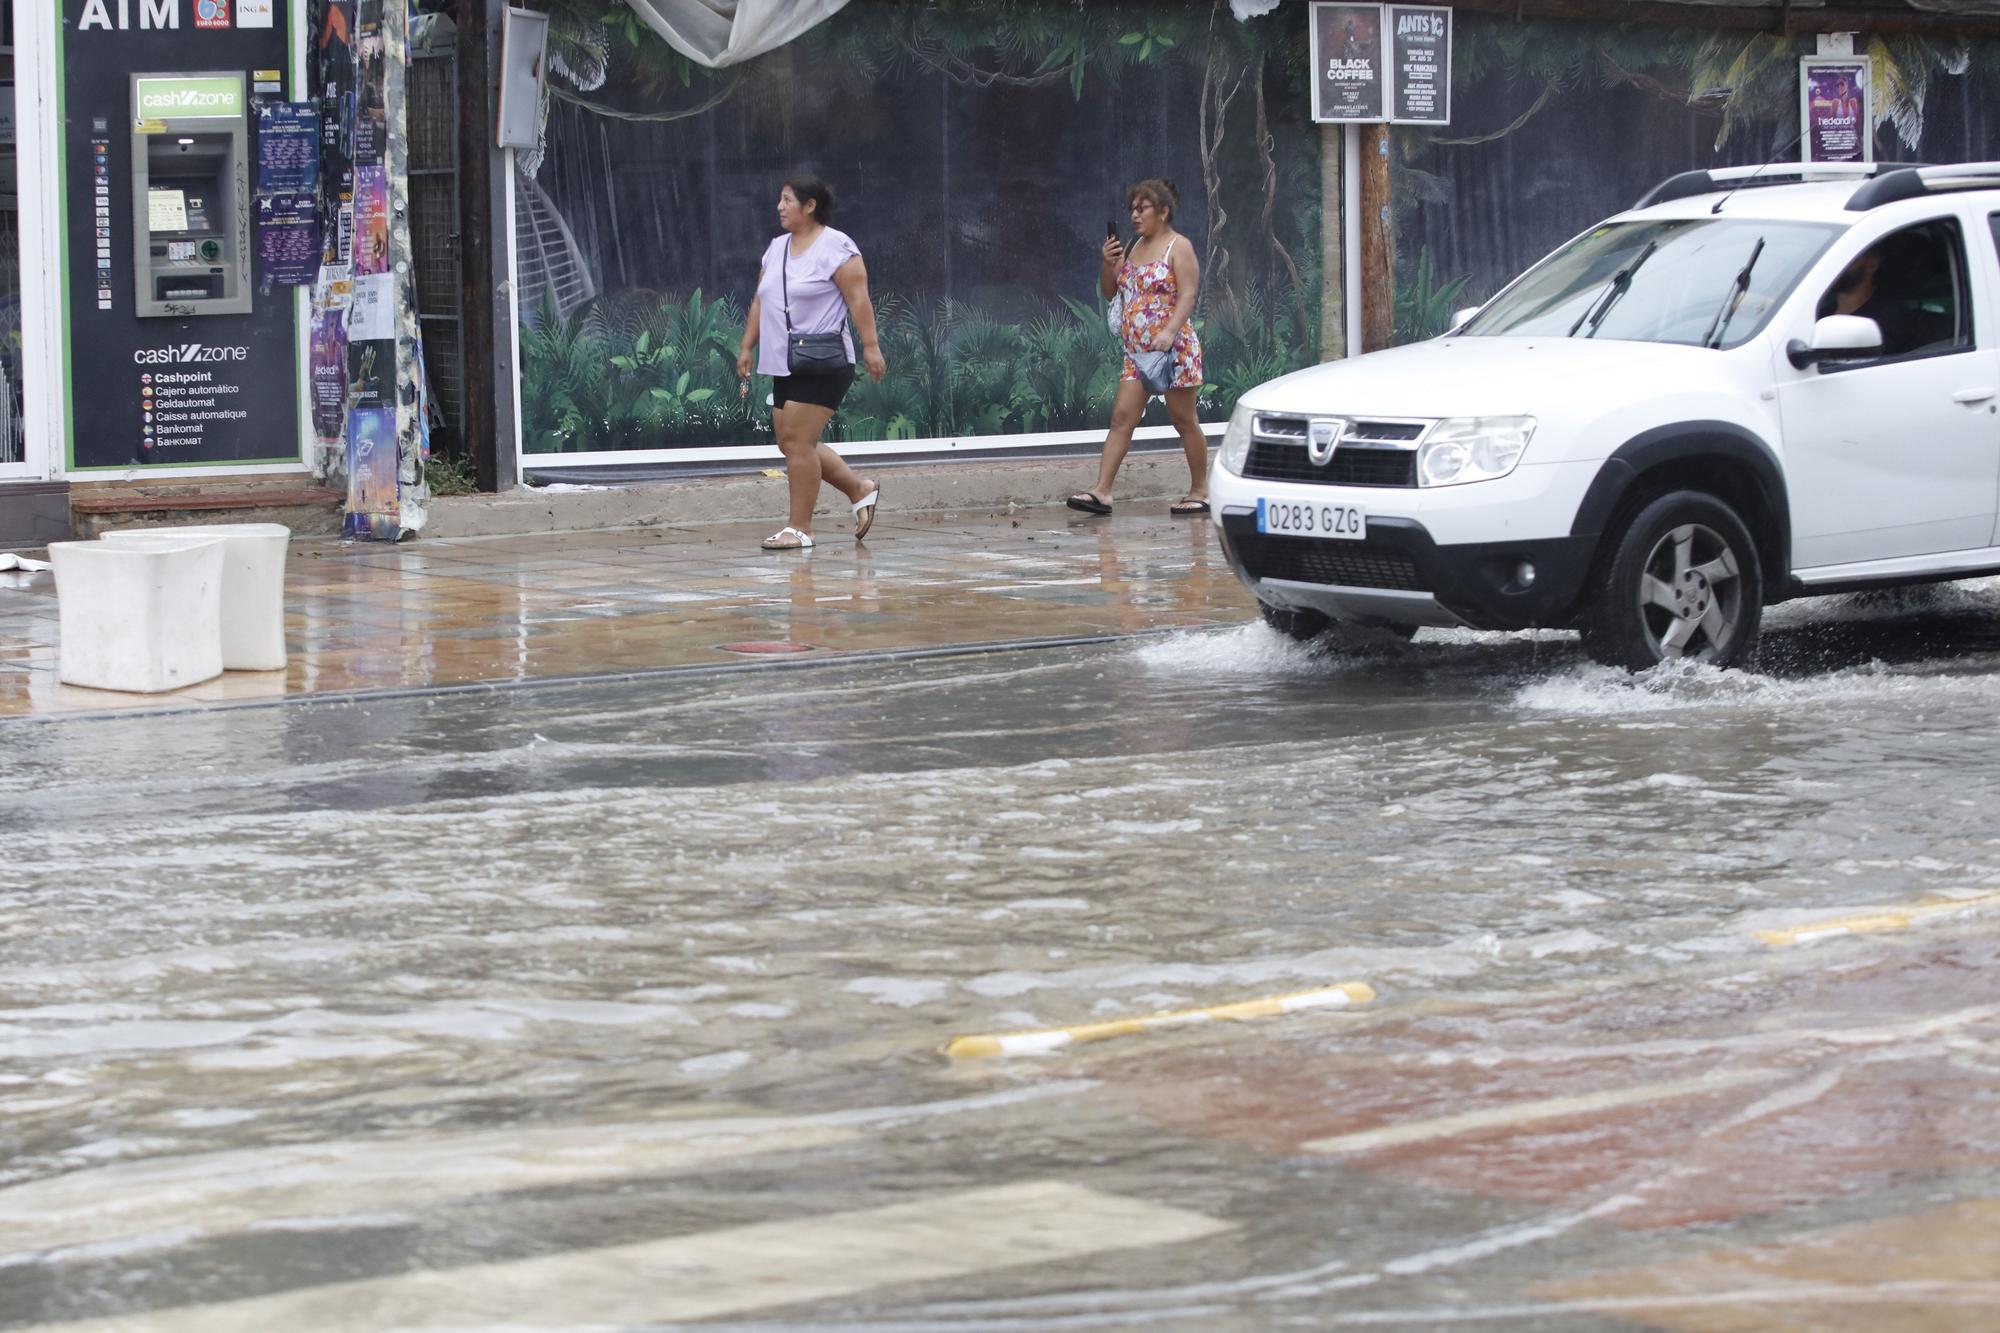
[{"left": 0, "top": 3, "right": 28, "bottom": 478}]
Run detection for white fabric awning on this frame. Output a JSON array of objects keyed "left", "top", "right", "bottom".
[{"left": 623, "top": 0, "right": 853, "bottom": 69}]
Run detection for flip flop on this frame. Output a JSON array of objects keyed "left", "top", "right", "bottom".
[
  {"left": 761, "top": 526, "right": 815, "bottom": 550},
  {"left": 1169, "top": 498, "right": 1211, "bottom": 516},
  {"left": 852, "top": 483, "right": 881, "bottom": 540},
  {"left": 1066, "top": 492, "right": 1113, "bottom": 516}
]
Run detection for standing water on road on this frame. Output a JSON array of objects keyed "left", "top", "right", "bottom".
[{"left": 3, "top": 591, "right": 1999, "bottom": 1328}]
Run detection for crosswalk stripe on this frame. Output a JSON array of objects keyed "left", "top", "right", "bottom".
[
  {"left": 36, "top": 1181, "right": 1234, "bottom": 1331},
  {"left": 3, "top": 1086, "right": 1092, "bottom": 1264},
  {"left": 0, "top": 1118, "right": 860, "bottom": 1261},
  {"left": 1301, "top": 1068, "right": 1784, "bottom": 1156}
]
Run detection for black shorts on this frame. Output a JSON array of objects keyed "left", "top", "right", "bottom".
[{"left": 772, "top": 366, "right": 856, "bottom": 412}]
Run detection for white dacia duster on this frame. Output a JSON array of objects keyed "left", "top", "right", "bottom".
[{"left": 1212, "top": 162, "right": 2000, "bottom": 669}]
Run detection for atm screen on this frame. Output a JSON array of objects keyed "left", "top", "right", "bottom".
[{"left": 148, "top": 184, "right": 216, "bottom": 233}]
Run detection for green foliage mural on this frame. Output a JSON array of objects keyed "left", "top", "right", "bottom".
[
  {"left": 522, "top": 279, "right": 1318, "bottom": 453},
  {"left": 519, "top": 0, "right": 1324, "bottom": 455}
]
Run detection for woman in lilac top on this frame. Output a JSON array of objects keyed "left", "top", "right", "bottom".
[{"left": 735, "top": 175, "right": 889, "bottom": 551}]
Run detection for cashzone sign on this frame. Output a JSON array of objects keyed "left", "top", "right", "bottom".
[{"left": 133, "top": 76, "right": 245, "bottom": 121}]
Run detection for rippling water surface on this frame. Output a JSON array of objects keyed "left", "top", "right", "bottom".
[{"left": 5, "top": 590, "right": 2000, "bottom": 1328}]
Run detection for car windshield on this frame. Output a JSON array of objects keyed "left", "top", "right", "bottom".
[{"left": 1457, "top": 218, "right": 1839, "bottom": 347}]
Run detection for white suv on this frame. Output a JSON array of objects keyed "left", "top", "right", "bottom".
[{"left": 1211, "top": 162, "right": 2000, "bottom": 669}]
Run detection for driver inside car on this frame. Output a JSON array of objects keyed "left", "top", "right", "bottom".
[{"left": 1819, "top": 239, "right": 1926, "bottom": 356}]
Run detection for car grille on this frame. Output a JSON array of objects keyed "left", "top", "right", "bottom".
[
  {"left": 1233, "top": 531, "right": 1429, "bottom": 592},
  {"left": 1243, "top": 440, "right": 1417, "bottom": 487},
  {"left": 1245, "top": 415, "right": 1425, "bottom": 488}
]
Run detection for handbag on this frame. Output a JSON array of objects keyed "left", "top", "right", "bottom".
[
  {"left": 1131, "top": 346, "right": 1176, "bottom": 396},
  {"left": 781, "top": 246, "right": 853, "bottom": 375}
]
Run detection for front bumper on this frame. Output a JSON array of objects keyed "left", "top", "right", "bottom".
[{"left": 1218, "top": 510, "right": 1594, "bottom": 630}]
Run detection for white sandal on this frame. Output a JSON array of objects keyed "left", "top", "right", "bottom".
[
  {"left": 852, "top": 483, "right": 881, "bottom": 539},
  {"left": 761, "top": 526, "right": 815, "bottom": 550}
]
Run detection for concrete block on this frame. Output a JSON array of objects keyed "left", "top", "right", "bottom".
[
  {"left": 49, "top": 536, "right": 227, "bottom": 693},
  {"left": 104, "top": 524, "right": 291, "bottom": 671}
]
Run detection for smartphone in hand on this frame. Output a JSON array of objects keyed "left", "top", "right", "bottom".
[{"left": 1106, "top": 221, "right": 1118, "bottom": 240}]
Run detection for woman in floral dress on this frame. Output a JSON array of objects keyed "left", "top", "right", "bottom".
[{"left": 1068, "top": 178, "right": 1209, "bottom": 517}]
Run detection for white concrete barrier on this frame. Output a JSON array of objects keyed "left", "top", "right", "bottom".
[
  {"left": 49, "top": 536, "right": 227, "bottom": 693},
  {"left": 103, "top": 523, "right": 290, "bottom": 671}
]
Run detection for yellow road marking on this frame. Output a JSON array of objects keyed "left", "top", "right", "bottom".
[
  {"left": 945, "top": 981, "right": 1377, "bottom": 1059},
  {"left": 1753, "top": 889, "right": 2000, "bottom": 947},
  {"left": 36, "top": 1181, "right": 1233, "bottom": 1331},
  {"left": 1301, "top": 1068, "right": 1785, "bottom": 1156}
]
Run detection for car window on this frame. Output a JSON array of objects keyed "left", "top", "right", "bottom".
[
  {"left": 1457, "top": 219, "right": 1838, "bottom": 348},
  {"left": 1813, "top": 218, "right": 1973, "bottom": 363},
  {"left": 1991, "top": 211, "right": 2000, "bottom": 263}
]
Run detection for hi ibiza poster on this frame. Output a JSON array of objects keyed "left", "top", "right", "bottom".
[
  {"left": 1801, "top": 57, "right": 1873, "bottom": 165},
  {"left": 1311, "top": 4, "right": 1385, "bottom": 122}
]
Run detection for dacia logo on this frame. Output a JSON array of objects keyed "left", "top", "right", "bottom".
[
  {"left": 1307, "top": 418, "right": 1348, "bottom": 466},
  {"left": 132, "top": 344, "right": 251, "bottom": 365}
]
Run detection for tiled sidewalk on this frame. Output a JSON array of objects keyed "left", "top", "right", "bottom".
[{"left": 0, "top": 508, "right": 1255, "bottom": 719}]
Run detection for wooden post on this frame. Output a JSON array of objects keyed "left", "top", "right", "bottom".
[
  {"left": 1359, "top": 122, "right": 1394, "bottom": 353},
  {"left": 1319, "top": 123, "right": 1345, "bottom": 362}
]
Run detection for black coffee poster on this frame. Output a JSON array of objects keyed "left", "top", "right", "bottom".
[{"left": 1312, "top": 3, "right": 1385, "bottom": 122}]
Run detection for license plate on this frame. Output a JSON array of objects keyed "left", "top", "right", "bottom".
[{"left": 1256, "top": 498, "right": 1365, "bottom": 540}]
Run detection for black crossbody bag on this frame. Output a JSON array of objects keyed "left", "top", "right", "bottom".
[{"left": 781, "top": 246, "right": 853, "bottom": 375}]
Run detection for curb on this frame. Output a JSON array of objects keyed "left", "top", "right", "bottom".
[{"left": 425, "top": 452, "right": 1211, "bottom": 540}]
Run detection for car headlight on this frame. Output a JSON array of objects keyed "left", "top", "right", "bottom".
[
  {"left": 1218, "top": 404, "right": 1253, "bottom": 475},
  {"left": 1417, "top": 416, "right": 1536, "bottom": 487}
]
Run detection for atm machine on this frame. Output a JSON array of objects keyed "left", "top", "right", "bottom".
[{"left": 129, "top": 72, "right": 252, "bottom": 317}]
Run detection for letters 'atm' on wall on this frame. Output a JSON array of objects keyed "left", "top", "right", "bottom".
[{"left": 129, "top": 72, "right": 251, "bottom": 317}]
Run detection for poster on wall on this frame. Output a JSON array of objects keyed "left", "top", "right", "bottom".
[
  {"left": 1801, "top": 56, "right": 1872, "bottom": 165},
  {"left": 351, "top": 165, "right": 390, "bottom": 274},
  {"left": 1386, "top": 5, "right": 1450, "bottom": 125},
  {"left": 257, "top": 103, "right": 320, "bottom": 192},
  {"left": 1311, "top": 3, "right": 1385, "bottom": 123},
  {"left": 353, "top": 0, "right": 388, "bottom": 168},
  {"left": 308, "top": 264, "right": 351, "bottom": 448},
  {"left": 256, "top": 192, "right": 320, "bottom": 285},
  {"left": 345, "top": 405, "right": 398, "bottom": 515}
]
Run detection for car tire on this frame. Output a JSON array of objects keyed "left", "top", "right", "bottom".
[
  {"left": 1583, "top": 490, "right": 1763, "bottom": 671},
  {"left": 1259, "top": 602, "right": 1332, "bottom": 642}
]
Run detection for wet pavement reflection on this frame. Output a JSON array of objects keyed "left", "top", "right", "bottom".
[
  {"left": 3, "top": 559, "right": 2000, "bottom": 1327},
  {"left": 0, "top": 510, "right": 1242, "bottom": 719}
]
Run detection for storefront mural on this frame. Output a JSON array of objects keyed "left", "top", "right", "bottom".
[
  {"left": 1390, "top": 18, "right": 2000, "bottom": 341},
  {"left": 519, "top": 0, "right": 1324, "bottom": 454}
]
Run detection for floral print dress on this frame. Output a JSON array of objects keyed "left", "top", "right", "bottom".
[{"left": 1119, "top": 236, "right": 1204, "bottom": 389}]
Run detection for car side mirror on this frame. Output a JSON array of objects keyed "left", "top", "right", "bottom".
[
  {"left": 1786, "top": 314, "right": 1884, "bottom": 369},
  {"left": 1449, "top": 306, "right": 1482, "bottom": 332}
]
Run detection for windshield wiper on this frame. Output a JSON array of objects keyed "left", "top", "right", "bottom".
[
  {"left": 1701, "top": 237, "right": 1766, "bottom": 349},
  {"left": 1568, "top": 240, "right": 1659, "bottom": 338}
]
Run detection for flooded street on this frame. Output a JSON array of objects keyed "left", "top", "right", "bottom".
[{"left": 5, "top": 589, "right": 2000, "bottom": 1329}]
